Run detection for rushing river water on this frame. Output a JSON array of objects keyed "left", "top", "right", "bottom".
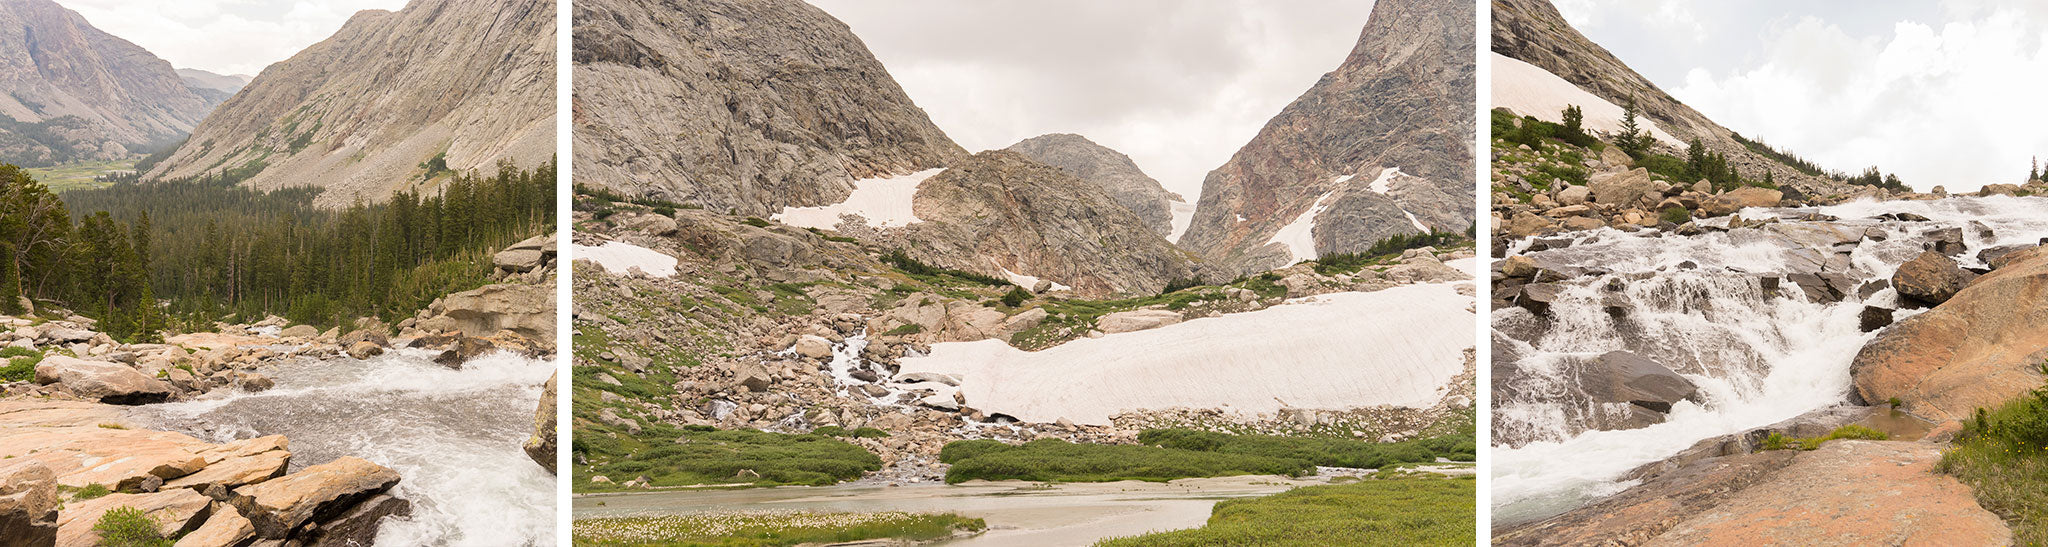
[
  {"left": 133, "top": 347, "right": 557, "bottom": 545},
  {"left": 1491, "top": 196, "right": 2048, "bottom": 525}
]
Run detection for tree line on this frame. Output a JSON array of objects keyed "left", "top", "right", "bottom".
[{"left": 0, "top": 159, "right": 555, "bottom": 341}]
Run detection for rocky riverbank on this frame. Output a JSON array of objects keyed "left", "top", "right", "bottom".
[
  {"left": 0, "top": 233, "right": 560, "bottom": 544},
  {"left": 573, "top": 203, "right": 1478, "bottom": 486}
]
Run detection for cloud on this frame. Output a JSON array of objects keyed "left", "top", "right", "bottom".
[
  {"left": 1669, "top": 3, "right": 2048, "bottom": 192},
  {"left": 809, "top": 0, "right": 1377, "bottom": 199},
  {"left": 56, "top": 0, "right": 408, "bottom": 76}
]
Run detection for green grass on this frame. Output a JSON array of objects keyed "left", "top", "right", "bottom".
[
  {"left": 72, "top": 483, "right": 111, "bottom": 500},
  {"left": 1938, "top": 379, "right": 2048, "bottom": 545},
  {"left": 573, "top": 511, "right": 986, "bottom": 547},
  {"left": 1760, "top": 424, "right": 1890, "bottom": 451},
  {"left": 881, "top": 249, "right": 1012, "bottom": 288},
  {"left": 573, "top": 426, "right": 881, "bottom": 492},
  {"left": 24, "top": 159, "right": 135, "bottom": 193},
  {"left": 1095, "top": 475, "right": 1475, "bottom": 546},
  {"left": 0, "top": 347, "right": 39, "bottom": 382},
  {"left": 939, "top": 430, "right": 1474, "bottom": 484},
  {"left": 92, "top": 506, "right": 171, "bottom": 547},
  {"left": 1312, "top": 232, "right": 1471, "bottom": 275}
]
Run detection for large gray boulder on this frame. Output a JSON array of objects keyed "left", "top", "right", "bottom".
[{"left": 33, "top": 356, "right": 173, "bottom": 404}]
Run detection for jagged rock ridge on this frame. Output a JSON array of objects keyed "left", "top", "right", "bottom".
[
  {"left": 573, "top": 0, "right": 966, "bottom": 215},
  {"left": 1179, "top": 0, "right": 1476, "bottom": 276},
  {"left": 0, "top": 0, "right": 214, "bottom": 166},
  {"left": 147, "top": 0, "right": 556, "bottom": 207},
  {"left": 1007, "top": 133, "right": 1185, "bottom": 238},
  {"left": 1492, "top": 0, "right": 1853, "bottom": 198}
]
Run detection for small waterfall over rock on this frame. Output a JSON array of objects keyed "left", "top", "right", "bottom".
[{"left": 1492, "top": 196, "right": 2048, "bottom": 525}]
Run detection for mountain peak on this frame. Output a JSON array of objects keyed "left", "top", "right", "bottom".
[{"left": 1006, "top": 133, "right": 1184, "bottom": 237}]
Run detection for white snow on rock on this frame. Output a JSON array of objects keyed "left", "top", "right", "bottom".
[
  {"left": 771, "top": 168, "right": 946, "bottom": 230},
  {"left": 1167, "top": 200, "right": 1198, "bottom": 243},
  {"left": 1402, "top": 210, "right": 1430, "bottom": 232},
  {"left": 1492, "top": 52, "right": 1681, "bottom": 147},
  {"left": 1366, "top": 167, "right": 1401, "bottom": 194},
  {"left": 1000, "top": 267, "right": 1071, "bottom": 292},
  {"left": 571, "top": 241, "right": 678, "bottom": 278},
  {"left": 896, "top": 283, "right": 1473, "bottom": 425},
  {"left": 1267, "top": 190, "right": 1340, "bottom": 264}
]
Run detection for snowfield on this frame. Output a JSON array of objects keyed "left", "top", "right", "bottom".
[
  {"left": 1167, "top": 200, "right": 1197, "bottom": 243},
  {"left": 1367, "top": 167, "right": 1402, "bottom": 194},
  {"left": 571, "top": 241, "right": 678, "bottom": 278},
  {"left": 1492, "top": 53, "right": 1681, "bottom": 147},
  {"left": 771, "top": 168, "right": 946, "bottom": 230},
  {"left": 896, "top": 283, "right": 1473, "bottom": 425},
  {"left": 1267, "top": 189, "right": 1340, "bottom": 264},
  {"left": 1000, "top": 266, "right": 1071, "bottom": 292}
]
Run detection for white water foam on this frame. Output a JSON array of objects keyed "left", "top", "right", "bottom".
[{"left": 136, "top": 349, "right": 557, "bottom": 545}]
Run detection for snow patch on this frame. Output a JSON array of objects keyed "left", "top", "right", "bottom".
[
  {"left": 1167, "top": 200, "right": 1197, "bottom": 243},
  {"left": 897, "top": 284, "right": 1473, "bottom": 425},
  {"left": 571, "top": 241, "right": 678, "bottom": 278},
  {"left": 771, "top": 168, "right": 946, "bottom": 230},
  {"left": 1267, "top": 190, "right": 1341, "bottom": 264},
  {"left": 1000, "top": 267, "right": 1071, "bottom": 292},
  {"left": 1402, "top": 209, "right": 1430, "bottom": 232},
  {"left": 1492, "top": 53, "right": 1682, "bottom": 147},
  {"left": 1366, "top": 167, "right": 1402, "bottom": 194}
]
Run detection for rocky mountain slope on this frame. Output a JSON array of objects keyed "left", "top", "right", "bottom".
[
  {"left": 1493, "top": 0, "right": 1860, "bottom": 199},
  {"left": 0, "top": 0, "right": 214, "bottom": 166},
  {"left": 573, "top": 0, "right": 965, "bottom": 215},
  {"left": 175, "top": 68, "right": 252, "bottom": 104},
  {"left": 1178, "top": 0, "right": 1475, "bottom": 276},
  {"left": 146, "top": 0, "right": 556, "bottom": 206},
  {"left": 1007, "top": 133, "right": 1185, "bottom": 238}
]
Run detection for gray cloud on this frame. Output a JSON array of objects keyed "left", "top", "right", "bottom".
[{"left": 810, "top": 0, "right": 1378, "bottom": 199}]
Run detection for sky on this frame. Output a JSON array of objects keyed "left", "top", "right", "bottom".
[
  {"left": 810, "top": 0, "right": 1378, "bottom": 201},
  {"left": 1552, "top": 0, "right": 2048, "bottom": 192},
  {"left": 56, "top": 0, "right": 409, "bottom": 77}
]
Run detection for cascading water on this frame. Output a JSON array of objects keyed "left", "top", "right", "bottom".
[
  {"left": 132, "top": 348, "right": 557, "bottom": 545},
  {"left": 1492, "top": 196, "right": 2048, "bottom": 526}
]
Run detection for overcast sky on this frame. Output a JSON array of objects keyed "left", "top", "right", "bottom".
[
  {"left": 57, "top": 0, "right": 407, "bottom": 77},
  {"left": 810, "top": 0, "right": 1377, "bottom": 200},
  {"left": 1553, "top": 0, "right": 2048, "bottom": 192}
]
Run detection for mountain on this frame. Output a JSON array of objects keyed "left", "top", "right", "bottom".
[
  {"left": 1006, "top": 133, "right": 1185, "bottom": 238},
  {"left": 175, "top": 68, "right": 252, "bottom": 103},
  {"left": 573, "top": 0, "right": 966, "bottom": 216},
  {"left": 1178, "top": 0, "right": 1476, "bottom": 276},
  {"left": 0, "top": 0, "right": 213, "bottom": 167},
  {"left": 1491, "top": 0, "right": 1852, "bottom": 198},
  {"left": 146, "top": 0, "right": 556, "bottom": 207}
]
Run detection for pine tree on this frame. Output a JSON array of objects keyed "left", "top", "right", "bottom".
[
  {"left": 1616, "top": 99, "right": 1648, "bottom": 157},
  {"left": 0, "top": 242, "right": 19, "bottom": 316}
]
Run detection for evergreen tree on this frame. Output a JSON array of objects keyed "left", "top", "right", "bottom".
[
  {"left": 1616, "top": 99, "right": 1648, "bottom": 157},
  {"left": 0, "top": 242, "right": 19, "bottom": 316}
]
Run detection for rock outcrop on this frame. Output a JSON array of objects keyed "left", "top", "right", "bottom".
[
  {"left": 525, "top": 372, "right": 557, "bottom": 474},
  {"left": 1179, "top": 0, "right": 1475, "bottom": 275},
  {"left": 0, "top": 0, "right": 214, "bottom": 166},
  {"left": 573, "top": 0, "right": 965, "bottom": 215},
  {"left": 32, "top": 355, "right": 173, "bottom": 405},
  {"left": 146, "top": 0, "right": 556, "bottom": 207},
  {"left": 887, "top": 150, "right": 1196, "bottom": 297},
  {"left": 1007, "top": 133, "right": 1184, "bottom": 237},
  {"left": 1852, "top": 246, "right": 2048, "bottom": 422}
]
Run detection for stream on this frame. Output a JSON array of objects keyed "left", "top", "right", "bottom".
[
  {"left": 132, "top": 347, "right": 557, "bottom": 545},
  {"left": 1491, "top": 195, "right": 2048, "bottom": 526}
]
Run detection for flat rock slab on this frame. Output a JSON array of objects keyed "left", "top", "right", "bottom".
[
  {"left": 0, "top": 399, "right": 136, "bottom": 428},
  {"left": 1650, "top": 441, "right": 2009, "bottom": 545},
  {"left": 230, "top": 456, "right": 398, "bottom": 539},
  {"left": 0, "top": 426, "right": 210, "bottom": 490},
  {"left": 55, "top": 489, "right": 212, "bottom": 546}
]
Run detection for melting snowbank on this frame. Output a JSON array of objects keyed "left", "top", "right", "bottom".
[
  {"left": 896, "top": 283, "right": 1473, "bottom": 425},
  {"left": 1000, "top": 267, "right": 1071, "bottom": 292},
  {"left": 1492, "top": 53, "right": 1680, "bottom": 147},
  {"left": 1167, "top": 200, "right": 1197, "bottom": 243},
  {"left": 573, "top": 241, "right": 678, "bottom": 278},
  {"left": 1267, "top": 190, "right": 1340, "bottom": 264},
  {"left": 772, "top": 168, "right": 946, "bottom": 230}
]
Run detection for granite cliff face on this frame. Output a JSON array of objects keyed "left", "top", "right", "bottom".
[
  {"left": 146, "top": 0, "right": 556, "bottom": 206},
  {"left": 1179, "top": 0, "right": 1476, "bottom": 276},
  {"left": 0, "top": 0, "right": 213, "bottom": 166},
  {"left": 1007, "top": 133, "right": 1184, "bottom": 238},
  {"left": 885, "top": 150, "right": 1195, "bottom": 297},
  {"left": 1492, "top": 0, "right": 1853, "bottom": 198},
  {"left": 573, "top": 0, "right": 966, "bottom": 215}
]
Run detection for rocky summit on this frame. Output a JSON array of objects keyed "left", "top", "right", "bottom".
[
  {"left": 1179, "top": 0, "right": 1476, "bottom": 276},
  {"left": 0, "top": 0, "right": 215, "bottom": 166},
  {"left": 146, "top": 0, "right": 556, "bottom": 207},
  {"left": 573, "top": 0, "right": 965, "bottom": 215},
  {"left": 1007, "top": 133, "right": 1186, "bottom": 238}
]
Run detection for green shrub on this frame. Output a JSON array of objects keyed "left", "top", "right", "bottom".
[
  {"left": 1159, "top": 277, "right": 1203, "bottom": 295},
  {"left": 1659, "top": 206, "right": 1691, "bottom": 225},
  {"left": 1939, "top": 378, "right": 2048, "bottom": 544},
  {"left": 879, "top": 249, "right": 1011, "bottom": 287},
  {"left": 882, "top": 323, "right": 923, "bottom": 336},
  {"left": 92, "top": 506, "right": 170, "bottom": 547},
  {"left": 742, "top": 217, "right": 771, "bottom": 228},
  {"left": 74, "top": 483, "right": 111, "bottom": 500},
  {"left": 1000, "top": 287, "right": 1031, "bottom": 307}
]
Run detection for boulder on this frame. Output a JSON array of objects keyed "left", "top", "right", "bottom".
[
  {"left": 1852, "top": 247, "right": 2048, "bottom": 422},
  {"left": 279, "top": 325, "right": 319, "bottom": 339},
  {"left": 425, "top": 283, "right": 555, "bottom": 348},
  {"left": 1699, "top": 187, "right": 1782, "bottom": 216},
  {"left": 1580, "top": 351, "right": 1699, "bottom": 413},
  {"left": 494, "top": 249, "right": 546, "bottom": 273},
  {"left": 1589, "top": 168, "right": 1656, "bottom": 208},
  {"left": 1891, "top": 250, "right": 1974, "bottom": 306},
  {"left": 1598, "top": 145, "right": 1632, "bottom": 169},
  {"left": 0, "top": 460, "right": 57, "bottom": 545},
  {"left": 163, "top": 436, "right": 291, "bottom": 491},
  {"left": 619, "top": 213, "right": 679, "bottom": 235},
  {"left": 57, "top": 489, "right": 213, "bottom": 546},
  {"left": 346, "top": 341, "right": 384, "bottom": 360},
  {"left": 1500, "top": 255, "right": 1540, "bottom": 278},
  {"left": 1505, "top": 211, "right": 1559, "bottom": 238},
  {"left": 33, "top": 356, "right": 173, "bottom": 404},
  {"left": 1095, "top": 309, "right": 1184, "bottom": 334},
  {"left": 228, "top": 456, "right": 400, "bottom": 539},
  {"left": 997, "top": 307, "right": 1048, "bottom": 340},
  {"left": 302, "top": 493, "right": 409, "bottom": 546},
  {"left": 337, "top": 326, "right": 388, "bottom": 348},
  {"left": 525, "top": 372, "right": 557, "bottom": 474},
  {"left": 790, "top": 335, "right": 834, "bottom": 360},
  {"left": 173, "top": 505, "right": 254, "bottom": 547},
  {"left": 733, "top": 363, "right": 773, "bottom": 392}
]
